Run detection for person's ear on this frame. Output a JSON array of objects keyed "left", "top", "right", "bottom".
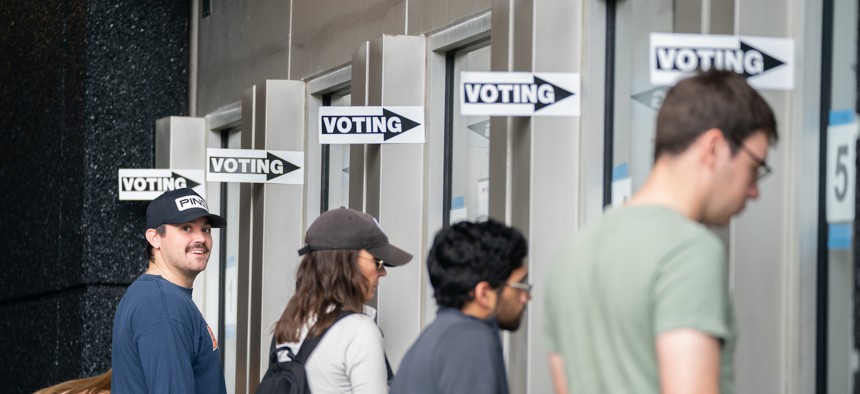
[
  {"left": 473, "top": 281, "right": 497, "bottom": 310},
  {"left": 698, "top": 128, "right": 727, "bottom": 169},
  {"left": 146, "top": 228, "right": 161, "bottom": 250}
]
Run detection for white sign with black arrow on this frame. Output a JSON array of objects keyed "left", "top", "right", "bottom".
[
  {"left": 207, "top": 148, "right": 304, "bottom": 184},
  {"left": 631, "top": 86, "right": 670, "bottom": 112},
  {"left": 460, "top": 72, "right": 580, "bottom": 117},
  {"left": 650, "top": 33, "right": 794, "bottom": 90},
  {"left": 319, "top": 106, "right": 425, "bottom": 144},
  {"left": 118, "top": 169, "right": 205, "bottom": 201}
]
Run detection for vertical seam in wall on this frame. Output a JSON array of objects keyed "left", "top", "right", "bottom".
[
  {"left": 288, "top": 0, "right": 293, "bottom": 79},
  {"left": 782, "top": 3, "right": 804, "bottom": 388},
  {"left": 508, "top": 0, "right": 515, "bottom": 71},
  {"left": 190, "top": 0, "right": 199, "bottom": 117},
  {"left": 734, "top": 0, "right": 740, "bottom": 35},
  {"left": 782, "top": 64, "right": 799, "bottom": 393}
]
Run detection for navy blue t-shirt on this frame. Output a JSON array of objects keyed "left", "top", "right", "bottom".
[
  {"left": 112, "top": 274, "right": 227, "bottom": 394},
  {"left": 390, "top": 308, "right": 509, "bottom": 394}
]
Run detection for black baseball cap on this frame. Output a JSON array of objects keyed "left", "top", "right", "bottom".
[
  {"left": 298, "top": 207, "right": 412, "bottom": 267},
  {"left": 146, "top": 188, "right": 226, "bottom": 229}
]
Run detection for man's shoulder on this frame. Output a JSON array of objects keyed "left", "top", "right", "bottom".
[
  {"left": 574, "top": 206, "right": 714, "bottom": 247},
  {"left": 115, "top": 275, "right": 181, "bottom": 329},
  {"left": 546, "top": 206, "right": 719, "bottom": 290},
  {"left": 398, "top": 311, "right": 500, "bottom": 376},
  {"left": 605, "top": 205, "right": 701, "bottom": 229},
  {"left": 425, "top": 311, "right": 498, "bottom": 350},
  {"left": 119, "top": 275, "right": 171, "bottom": 305}
]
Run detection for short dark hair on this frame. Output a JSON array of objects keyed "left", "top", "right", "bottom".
[
  {"left": 655, "top": 70, "right": 778, "bottom": 159},
  {"left": 427, "top": 220, "right": 528, "bottom": 310},
  {"left": 145, "top": 225, "right": 166, "bottom": 262}
]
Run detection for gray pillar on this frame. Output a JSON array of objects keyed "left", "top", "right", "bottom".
[{"left": 350, "top": 35, "right": 427, "bottom": 369}]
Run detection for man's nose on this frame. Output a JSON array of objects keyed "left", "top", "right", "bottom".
[
  {"left": 192, "top": 228, "right": 209, "bottom": 241},
  {"left": 748, "top": 183, "right": 760, "bottom": 199}
]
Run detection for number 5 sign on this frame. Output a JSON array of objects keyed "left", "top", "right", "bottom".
[{"left": 825, "top": 111, "right": 859, "bottom": 223}]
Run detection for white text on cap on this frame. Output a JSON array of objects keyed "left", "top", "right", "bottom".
[{"left": 175, "top": 195, "right": 209, "bottom": 212}]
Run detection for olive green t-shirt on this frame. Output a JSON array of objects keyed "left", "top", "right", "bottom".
[{"left": 543, "top": 206, "right": 735, "bottom": 394}]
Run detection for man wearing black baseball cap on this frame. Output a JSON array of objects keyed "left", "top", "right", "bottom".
[{"left": 112, "top": 188, "right": 228, "bottom": 394}]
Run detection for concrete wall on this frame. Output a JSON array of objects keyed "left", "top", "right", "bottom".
[
  {"left": 195, "top": 0, "right": 490, "bottom": 116},
  {"left": 0, "top": 0, "right": 189, "bottom": 392}
]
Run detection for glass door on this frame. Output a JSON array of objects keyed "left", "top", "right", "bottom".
[
  {"left": 218, "top": 127, "right": 242, "bottom": 392},
  {"left": 445, "top": 42, "right": 491, "bottom": 225},
  {"left": 321, "top": 91, "right": 352, "bottom": 213}
]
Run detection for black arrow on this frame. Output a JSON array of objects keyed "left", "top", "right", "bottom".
[
  {"left": 381, "top": 108, "right": 421, "bottom": 141},
  {"left": 533, "top": 76, "right": 575, "bottom": 112},
  {"left": 467, "top": 119, "right": 490, "bottom": 139},
  {"left": 173, "top": 172, "right": 201, "bottom": 189},
  {"left": 266, "top": 152, "right": 300, "bottom": 181},
  {"left": 631, "top": 86, "right": 669, "bottom": 111},
  {"left": 739, "top": 41, "right": 785, "bottom": 77}
]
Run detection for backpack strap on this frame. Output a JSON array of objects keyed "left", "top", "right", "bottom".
[
  {"left": 268, "top": 337, "right": 299, "bottom": 367},
  {"left": 268, "top": 337, "right": 277, "bottom": 366},
  {"left": 292, "top": 310, "right": 357, "bottom": 364},
  {"left": 378, "top": 326, "right": 395, "bottom": 383},
  {"left": 385, "top": 353, "right": 394, "bottom": 383}
]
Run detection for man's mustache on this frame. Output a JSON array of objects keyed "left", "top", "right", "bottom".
[{"left": 186, "top": 243, "right": 210, "bottom": 253}]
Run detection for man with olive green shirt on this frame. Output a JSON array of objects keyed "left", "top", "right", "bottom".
[{"left": 544, "top": 71, "right": 778, "bottom": 394}]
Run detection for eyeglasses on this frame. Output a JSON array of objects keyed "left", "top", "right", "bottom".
[
  {"left": 737, "top": 142, "right": 773, "bottom": 182},
  {"left": 725, "top": 134, "right": 772, "bottom": 182},
  {"left": 505, "top": 281, "right": 532, "bottom": 293}
]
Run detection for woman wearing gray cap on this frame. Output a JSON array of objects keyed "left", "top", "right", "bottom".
[{"left": 269, "top": 207, "right": 412, "bottom": 393}]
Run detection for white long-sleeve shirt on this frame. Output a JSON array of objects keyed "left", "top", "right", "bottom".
[{"left": 276, "top": 306, "right": 388, "bottom": 394}]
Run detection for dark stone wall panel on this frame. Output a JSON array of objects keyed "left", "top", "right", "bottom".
[
  {"left": 0, "top": 0, "right": 190, "bottom": 391},
  {"left": 0, "top": 294, "right": 81, "bottom": 394},
  {"left": 0, "top": 1, "right": 88, "bottom": 299},
  {"left": 0, "top": 286, "right": 124, "bottom": 394},
  {"left": 82, "top": 0, "right": 190, "bottom": 284},
  {"left": 0, "top": 0, "right": 190, "bottom": 300}
]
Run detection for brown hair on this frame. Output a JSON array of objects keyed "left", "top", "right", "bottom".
[
  {"left": 273, "top": 250, "right": 369, "bottom": 343},
  {"left": 655, "top": 70, "right": 778, "bottom": 159},
  {"left": 34, "top": 369, "right": 111, "bottom": 394}
]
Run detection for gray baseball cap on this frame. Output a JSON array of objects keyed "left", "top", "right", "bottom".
[{"left": 298, "top": 207, "right": 412, "bottom": 267}]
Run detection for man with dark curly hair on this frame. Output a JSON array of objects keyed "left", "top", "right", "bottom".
[{"left": 390, "top": 219, "right": 529, "bottom": 394}]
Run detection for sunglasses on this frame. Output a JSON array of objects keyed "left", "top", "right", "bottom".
[{"left": 361, "top": 255, "right": 385, "bottom": 271}]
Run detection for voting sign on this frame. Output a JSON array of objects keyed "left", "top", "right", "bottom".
[
  {"left": 319, "top": 106, "right": 425, "bottom": 144},
  {"left": 650, "top": 33, "right": 794, "bottom": 90},
  {"left": 460, "top": 72, "right": 580, "bottom": 117},
  {"left": 207, "top": 148, "right": 304, "bottom": 184},
  {"left": 118, "top": 169, "right": 205, "bottom": 201}
]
